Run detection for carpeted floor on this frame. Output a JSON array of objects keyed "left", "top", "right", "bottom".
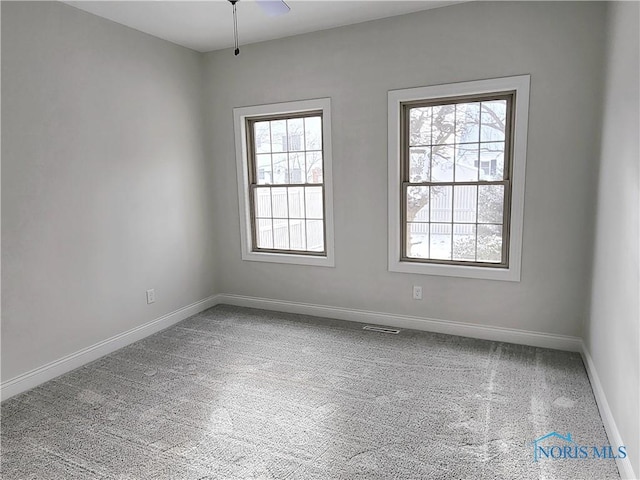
[{"left": 1, "top": 305, "right": 620, "bottom": 479}]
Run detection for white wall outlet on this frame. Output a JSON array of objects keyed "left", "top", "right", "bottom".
[
  {"left": 146, "top": 289, "right": 155, "bottom": 304},
  {"left": 412, "top": 285, "right": 423, "bottom": 300}
]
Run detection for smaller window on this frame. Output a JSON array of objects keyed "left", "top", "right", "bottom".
[{"left": 234, "top": 99, "right": 335, "bottom": 267}]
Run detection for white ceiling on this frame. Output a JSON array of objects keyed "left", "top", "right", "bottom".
[{"left": 65, "top": 1, "right": 461, "bottom": 53}]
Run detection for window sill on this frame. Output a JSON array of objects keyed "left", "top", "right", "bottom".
[
  {"left": 242, "top": 250, "right": 335, "bottom": 267},
  {"left": 389, "top": 259, "right": 520, "bottom": 282}
]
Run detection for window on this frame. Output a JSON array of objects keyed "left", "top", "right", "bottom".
[
  {"left": 388, "top": 76, "right": 530, "bottom": 281},
  {"left": 234, "top": 98, "right": 334, "bottom": 266}
]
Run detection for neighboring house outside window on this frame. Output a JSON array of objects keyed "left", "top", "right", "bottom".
[
  {"left": 388, "top": 76, "right": 530, "bottom": 281},
  {"left": 233, "top": 98, "right": 335, "bottom": 267}
]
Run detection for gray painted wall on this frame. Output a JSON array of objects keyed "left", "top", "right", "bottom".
[
  {"left": 1, "top": 2, "right": 216, "bottom": 380},
  {"left": 586, "top": 2, "right": 640, "bottom": 477},
  {"left": 204, "top": 2, "right": 606, "bottom": 336}
]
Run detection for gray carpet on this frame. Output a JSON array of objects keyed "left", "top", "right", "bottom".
[{"left": 1, "top": 305, "right": 620, "bottom": 479}]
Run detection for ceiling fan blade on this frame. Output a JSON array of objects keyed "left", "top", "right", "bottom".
[{"left": 255, "top": 0, "right": 290, "bottom": 17}]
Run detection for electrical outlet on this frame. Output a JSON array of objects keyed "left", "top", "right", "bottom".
[
  {"left": 412, "top": 285, "right": 423, "bottom": 300},
  {"left": 146, "top": 289, "right": 155, "bottom": 304}
]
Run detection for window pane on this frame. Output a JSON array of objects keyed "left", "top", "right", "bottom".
[
  {"left": 271, "top": 120, "right": 287, "bottom": 152},
  {"left": 271, "top": 187, "right": 288, "bottom": 218},
  {"left": 305, "top": 186, "right": 323, "bottom": 219},
  {"left": 272, "top": 219, "right": 290, "bottom": 250},
  {"left": 409, "top": 107, "right": 432, "bottom": 146},
  {"left": 409, "top": 147, "right": 431, "bottom": 183},
  {"left": 478, "top": 185, "right": 504, "bottom": 224},
  {"left": 430, "top": 186, "right": 452, "bottom": 222},
  {"left": 453, "top": 223, "right": 476, "bottom": 261},
  {"left": 455, "top": 102, "right": 480, "bottom": 144},
  {"left": 289, "top": 152, "right": 305, "bottom": 184},
  {"left": 432, "top": 104, "right": 456, "bottom": 145},
  {"left": 287, "top": 118, "right": 304, "bottom": 151},
  {"left": 304, "top": 116, "right": 322, "bottom": 151},
  {"left": 289, "top": 219, "right": 306, "bottom": 250},
  {"left": 256, "top": 219, "right": 273, "bottom": 249},
  {"left": 430, "top": 223, "right": 452, "bottom": 260},
  {"left": 288, "top": 187, "right": 304, "bottom": 218},
  {"left": 477, "top": 224, "right": 503, "bottom": 263},
  {"left": 407, "top": 186, "right": 429, "bottom": 222},
  {"left": 453, "top": 185, "right": 477, "bottom": 223},
  {"left": 254, "top": 122, "right": 271, "bottom": 154},
  {"left": 306, "top": 220, "right": 324, "bottom": 251},
  {"left": 254, "top": 188, "right": 272, "bottom": 218},
  {"left": 431, "top": 144, "right": 454, "bottom": 182},
  {"left": 272, "top": 153, "right": 288, "bottom": 184},
  {"left": 455, "top": 144, "right": 479, "bottom": 182},
  {"left": 256, "top": 154, "right": 272, "bottom": 185},
  {"left": 407, "top": 222, "right": 429, "bottom": 258},
  {"left": 306, "top": 152, "right": 323, "bottom": 183},
  {"left": 479, "top": 142, "right": 505, "bottom": 181},
  {"left": 481, "top": 100, "right": 507, "bottom": 142}
]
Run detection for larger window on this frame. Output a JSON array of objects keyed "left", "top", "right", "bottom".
[
  {"left": 234, "top": 98, "right": 334, "bottom": 266},
  {"left": 388, "top": 76, "right": 530, "bottom": 281}
]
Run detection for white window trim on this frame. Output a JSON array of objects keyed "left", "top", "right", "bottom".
[
  {"left": 388, "top": 75, "right": 530, "bottom": 281},
  {"left": 233, "top": 98, "right": 335, "bottom": 267}
]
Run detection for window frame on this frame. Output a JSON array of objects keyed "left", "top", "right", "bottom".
[
  {"left": 234, "top": 98, "right": 335, "bottom": 267},
  {"left": 388, "top": 76, "right": 530, "bottom": 281},
  {"left": 400, "top": 92, "right": 514, "bottom": 268}
]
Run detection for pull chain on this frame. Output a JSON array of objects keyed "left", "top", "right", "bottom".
[{"left": 231, "top": 1, "right": 240, "bottom": 55}]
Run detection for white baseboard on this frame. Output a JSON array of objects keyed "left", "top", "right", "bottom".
[
  {"left": 0, "top": 294, "right": 221, "bottom": 401},
  {"left": 216, "top": 293, "right": 583, "bottom": 352},
  {"left": 581, "top": 342, "right": 637, "bottom": 480}
]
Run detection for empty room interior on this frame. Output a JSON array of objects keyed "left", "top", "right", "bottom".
[{"left": 1, "top": 1, "right": 639, "bottom": 479}]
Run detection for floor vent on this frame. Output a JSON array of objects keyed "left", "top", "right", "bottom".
[{"left": 362, "top": 325, "right": 401, "bottom": 334}]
